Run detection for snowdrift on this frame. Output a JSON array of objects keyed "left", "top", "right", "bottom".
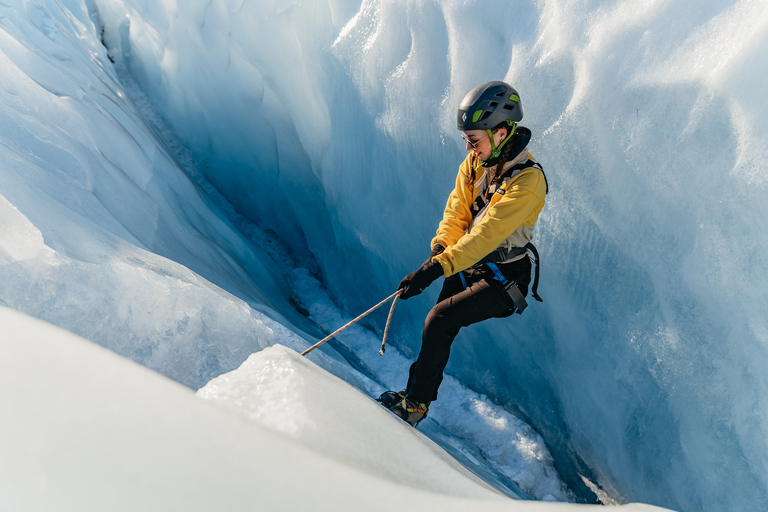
[{"left": 0, "top": 306, "right": 670, "bottom": 512}]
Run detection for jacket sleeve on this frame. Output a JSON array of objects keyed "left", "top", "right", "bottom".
[
  {"left": 430, "top": 154, "right": 476, "bottom": 251},
  {"left": 434, "top": 167, "right": 547, "bottom": 276}
]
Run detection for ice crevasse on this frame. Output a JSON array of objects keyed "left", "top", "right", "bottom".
[{"left": 1, "top": 0, "right": 768, "bottom": 510}]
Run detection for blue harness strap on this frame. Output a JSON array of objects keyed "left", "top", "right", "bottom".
[
  {"left": 457, "top": 262, "right": 524, "bottom": 313},
  {"left": 485, "top": 262, "right": 508, "bottom": 285},
  {"left": 487, "top": 262, "right": 521, "bottom": 313}
]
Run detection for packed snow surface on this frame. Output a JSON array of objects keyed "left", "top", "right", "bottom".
[
  {"left": 1, "top": 306, "right": 672, "bottom": 512},
  {"left": 1, "top": 0, "right": 767, "bottom": 510}
]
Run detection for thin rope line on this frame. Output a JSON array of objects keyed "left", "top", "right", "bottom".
[
  {"left": 379, "top": 292, "right": 400, "bottom": 356},
  {"left": 301, "top": 290, "right": 401, "bottom": 356}
]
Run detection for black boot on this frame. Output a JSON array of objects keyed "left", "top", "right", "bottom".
[
  {"left": 376, "top": 390, "right": 405, "bottom": 409},
  {"left": 388, "top": 397, "right": 429, "bottom": 427}
]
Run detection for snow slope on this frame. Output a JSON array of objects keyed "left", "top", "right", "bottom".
[{"left": 0, "top": 306, "right": 670, "bottom": 512}]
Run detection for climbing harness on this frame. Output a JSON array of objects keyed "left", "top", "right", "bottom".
[
  {"left": 458, "top": 147, "right": 548, "bottom": 314},
  {"left": 457, "top": 242, "right": 542, "bottom": 314}
]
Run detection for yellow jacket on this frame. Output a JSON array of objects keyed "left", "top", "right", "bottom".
[{"left": 432, "top": 150, "right": 547, "bottom": 277}]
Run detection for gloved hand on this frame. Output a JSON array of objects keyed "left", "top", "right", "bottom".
[
  {"left": 398, "top": 258, "right": 444, "bottom": 300},
  {"left": 428, "top": 243, "right": 445, "bottom": 260}
]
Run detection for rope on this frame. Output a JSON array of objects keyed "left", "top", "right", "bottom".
[
  {"left": 301, "top": 290, "right": 401, "bottom": 357},
  {"left": 379, "top": 292, "right": 400, "bottom": 356}
]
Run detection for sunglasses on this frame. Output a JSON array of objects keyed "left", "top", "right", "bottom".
[{"left": 461, "top": 132, "right": 489, "bottom": 149}]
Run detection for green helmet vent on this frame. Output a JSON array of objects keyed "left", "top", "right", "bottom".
[{"left": 472, "top": 110, "right": 484, "bottom": 123}]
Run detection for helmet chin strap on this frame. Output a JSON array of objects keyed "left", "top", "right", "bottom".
[{"left": 484, "top": 121, "right": 517, "bottom": 164}]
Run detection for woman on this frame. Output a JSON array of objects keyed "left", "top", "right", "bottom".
[{"left": 379, "top": 81, "right": 549, "bottom": 426}]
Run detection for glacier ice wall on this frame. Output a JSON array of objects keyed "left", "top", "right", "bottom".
[
  {"left": 0, "top": 0, "right": 358, "bottom": 389},
  {"left": 8, "top": 0, "right": 768, "bottom": 509}
]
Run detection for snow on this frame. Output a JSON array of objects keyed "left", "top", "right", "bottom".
[
  {"left": 1, "top": 305, "right": 670, "bottom": 512},
  {"left": 1, "top": 0, "right": 766, "bottom": 510},
  {"left": 200, "top": 343, "right": 510, "bottom": 498}
]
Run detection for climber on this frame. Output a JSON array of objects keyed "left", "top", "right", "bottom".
[{"left": 380, "top": 81, "right": 549, "bottom": 426}]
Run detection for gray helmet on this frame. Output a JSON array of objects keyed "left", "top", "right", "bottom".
[{"left": 457, "top": 81, "right": 523, "bottom": 131}]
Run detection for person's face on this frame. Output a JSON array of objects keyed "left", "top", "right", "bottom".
[{"left": 461, "top": 128, "right": 507, "bottom": 161}]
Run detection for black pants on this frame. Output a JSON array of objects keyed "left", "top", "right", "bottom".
[{"left": 405, "top": 260, "right": 530, "bottom": 404}]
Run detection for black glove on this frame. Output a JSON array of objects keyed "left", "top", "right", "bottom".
[
  {"left": 428, "top": 243, "right": 445, "bottom": 260},
  {"left": 398, "top": 258, "right": 444, "bottom": 300}
]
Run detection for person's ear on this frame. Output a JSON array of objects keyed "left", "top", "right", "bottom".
[{"left": 494, "top": 128, "right": 507, "bottom": 145}]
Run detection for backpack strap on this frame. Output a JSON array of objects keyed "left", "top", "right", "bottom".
[{"left": 470, "top": 159, "right": 547, "bottom": 219}]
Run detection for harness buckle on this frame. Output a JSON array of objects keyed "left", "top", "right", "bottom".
[{"left": 486, "top": 262, "right": 527, "bottom": 314}]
